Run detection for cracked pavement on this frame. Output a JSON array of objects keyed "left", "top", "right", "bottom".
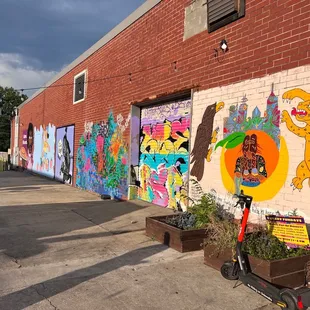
[{"left": 0, "top": 171, "right": 278, "bottom": 310}]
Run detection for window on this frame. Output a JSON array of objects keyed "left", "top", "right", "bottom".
[
  {"left": 73, "top": 70, "right": 87, "bottom": 104},
  {"left": 207, "top": 0, "right": 245, "bottom": 33}
]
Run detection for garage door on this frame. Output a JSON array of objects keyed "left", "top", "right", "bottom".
[{"left": 138, "top": 98, "right": 191, "bottom": 210}]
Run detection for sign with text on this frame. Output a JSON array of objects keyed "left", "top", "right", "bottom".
[{"left": 265, "top": 215, "right": 310, "bottom": 247}]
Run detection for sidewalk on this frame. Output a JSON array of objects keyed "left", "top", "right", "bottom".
[{"left": 0, "top": 171, "right": 278, "bottom": 310}]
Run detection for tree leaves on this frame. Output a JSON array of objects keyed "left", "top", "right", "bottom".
[
  {"left": 0, "top": 86, "right": 28, "bottom": 151},
  {"left": 215, "top": 132, "right": 246, "bottom": 151}
]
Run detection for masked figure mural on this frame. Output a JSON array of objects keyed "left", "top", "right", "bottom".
[
  {"left": 234, "top": 133, "right": 267, "bottom": 191},
  {"left": 215, "top": 90, "right": 289, "bottom": 201}
]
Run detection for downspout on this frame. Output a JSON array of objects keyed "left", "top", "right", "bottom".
[{"left": 14, "top": 107, "right": 20, "bottom": 167}]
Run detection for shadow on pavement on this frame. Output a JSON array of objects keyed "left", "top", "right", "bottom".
[
  {"left": 0, "top": 171, "right": 56, "bottom": 188},
  {"left": 0, "top": 186, "right": 42, "bottom": 192},
  {"left": 0, "top": 199, "right": 146, "bottom": 261},
  {"left": 0, "top": 244, "right": 166, "bottom": 310}
]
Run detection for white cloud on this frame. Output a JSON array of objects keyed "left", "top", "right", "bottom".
[{"left": 0, "top": 53, "right": 57, "bottom": 96}]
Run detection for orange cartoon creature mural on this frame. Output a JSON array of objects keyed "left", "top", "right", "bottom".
[
  {"left": 282, "top": 88, "right": 310, "bottom": 191},
  {"left": 216, "top": 91, "right": 289, "bottom": 201}
]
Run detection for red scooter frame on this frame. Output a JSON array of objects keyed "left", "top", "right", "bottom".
[{"left": 220, "top": 190, "right": 310, "bottom": 310}]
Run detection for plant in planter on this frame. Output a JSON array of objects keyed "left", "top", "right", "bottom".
[
  {"left": 203, "top": 217, "right": 239, "bottom": 269},
  {"left": 204, "top": 223, "right": 310, "bottom": 288},
  {"left": 162, "top": 179, "right": 235, "bottom": 230},
  {"left": 163, "top": 193, "right": 219, "bottom": 230},
  {"left": 243, "top": 229, "right": 309, "bottom": 260},
  {"left": 145, "top": 180, "right": 234, "bottom": 252}
]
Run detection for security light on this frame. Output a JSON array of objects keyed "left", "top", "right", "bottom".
[{"left": 220, "top": 39, "right": 228, "bottom": 52}]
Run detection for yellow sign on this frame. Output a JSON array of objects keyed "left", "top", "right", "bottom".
[{"left": 266, "top": 215, "right": 310, "bottom": 247}]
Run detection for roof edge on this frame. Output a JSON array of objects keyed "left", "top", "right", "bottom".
[{"left": 19, "top": 0, "right": 161, "bottom": 109}]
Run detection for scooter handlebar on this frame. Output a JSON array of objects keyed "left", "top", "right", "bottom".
[
  {"left": 233, "top": 199, "right": 245, "bottom": 209},
  {"left": 233, "top": 190, "right": 253, "bottom": 208}
]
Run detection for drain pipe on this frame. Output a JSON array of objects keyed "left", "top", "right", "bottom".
[{"left": 13, "top": 107, "right": 20, "bottom": 168}]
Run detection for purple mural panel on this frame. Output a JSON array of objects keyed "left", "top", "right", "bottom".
[
  {"left": 55, "top": 125, "right": 75, "bottom": 184},
  {"left": 131, "top": 115, "right": 140, "bottom": 167}
]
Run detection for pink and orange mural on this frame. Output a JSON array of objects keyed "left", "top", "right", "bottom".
[{"left": 19, "top": 123, "right": 34, "bottom": 169}]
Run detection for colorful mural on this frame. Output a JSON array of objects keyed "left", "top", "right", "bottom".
[
  {"left": 76, "top": 112, "right": 129, "bottom": 199},
  {"left": 55, "top": 125, "right": 75, "bottom": 184},
  {"left": 20, "top": 130, "right": 28, "bottom": 168},
  {"left": 138, "top": 99, "right": 191, "bottom": 210},
  {"left": 19, "top": 123, "right": 34, "bottom": 169},
  {"left": 215, "top": 91, "right": 289, "bottom": 201},
  {"left": 33, "top": 124, "right": 56, "bottom": 177},
  {"left": 190, "top": 101, "right": 224, "bottom": 181},
  {"left": 282, "top": 88, "right": 310, "bottom": 191}
]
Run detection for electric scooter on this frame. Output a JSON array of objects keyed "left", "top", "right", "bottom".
[{"left": 220, "top": 190, "right": 310, "bottom": 310}]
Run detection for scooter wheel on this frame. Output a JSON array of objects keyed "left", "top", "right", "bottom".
[
  {"left": 281, "top": 291, "right": 305, "bottom": 310},
  {"left": 220, "top": 261, "right": 239, "bottom": 280}
]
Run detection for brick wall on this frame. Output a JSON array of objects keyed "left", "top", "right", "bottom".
[
  {"left": 190, "top": 64, "right": 310, "bottom": 221},
  {"left": 16, "top": 0, "right": 310, "bottom": 201}
]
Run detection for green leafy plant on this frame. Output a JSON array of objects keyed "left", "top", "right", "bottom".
[
  {"left": 163, "top": 193, "right": 218, "bottom": 230},
  {"left": 204, "top": 219, "right": 310, "bottom": 260},
  {"left": 187, "top": 193, "right": 218, "bottom": 229},
  {"left": 167, "top": 179, "right": 235, "bottom": 230},
  {"left": 243, "top": 229, "right": 309, "bottom": 260}
]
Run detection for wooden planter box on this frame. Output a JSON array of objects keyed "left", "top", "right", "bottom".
[
  {"left": 204, "top": 242, "right": 310, "bottom": 289},
  {"left": 145, "top": 215, "right": 206, "bottom": 253}
]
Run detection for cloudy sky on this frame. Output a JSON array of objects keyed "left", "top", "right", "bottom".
[{"left": 0, "top": 0, "right": 145, "bottom": 96}]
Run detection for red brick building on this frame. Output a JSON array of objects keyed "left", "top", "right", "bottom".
[{"left": 11, "top": 0, "right": 310, "bottom": 219}]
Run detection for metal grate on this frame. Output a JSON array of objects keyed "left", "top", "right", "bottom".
[{"left": 208, "top": 0, "right": 237, "bottom": 24}]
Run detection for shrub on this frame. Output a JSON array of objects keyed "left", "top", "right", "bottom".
[
  {"left": 204, "top": 222, "right": 310, "bottom": 260},
  {"left": 204, "top": 217, "right": 239, "bottom": 256},
  {"left": 243, "top": 229, "right": 309, "bottom": 260}
]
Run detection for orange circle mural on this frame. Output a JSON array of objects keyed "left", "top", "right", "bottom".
[{"left": 220, "top": 133, "right": 289, "bottom": 202}]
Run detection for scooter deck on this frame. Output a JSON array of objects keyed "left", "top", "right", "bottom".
[
  {"left": 239, "top": 273, "right": 284, "bottom": 306},
  {"left": 296, "top": 287, "right": 310, "bottom": 307}
]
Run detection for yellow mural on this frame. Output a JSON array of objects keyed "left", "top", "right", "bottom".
[{"left": 282, "top": 88, "right": 310, "bottom": 191}]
